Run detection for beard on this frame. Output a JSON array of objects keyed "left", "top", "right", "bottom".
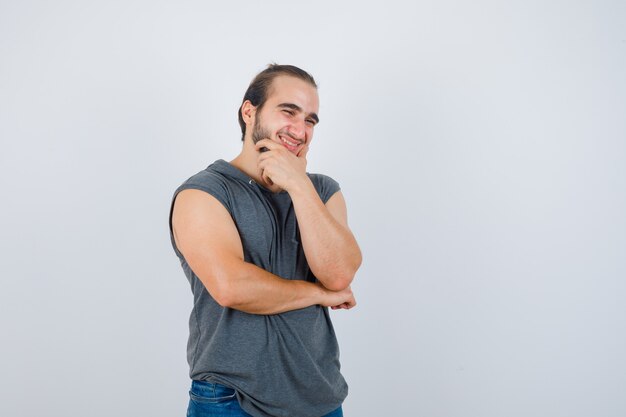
[
  {"left": 251, "top": 113, "right": 272, "bottom": 145},
  {"left": 250, "top": 113, "right": 282, "bottom": 191}
]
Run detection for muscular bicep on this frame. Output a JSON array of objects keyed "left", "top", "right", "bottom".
[
  {"left": 171, "top": 189, "right": 243, "bottom": 300},
  {"left": 325, "top": 191, "right": 349, "bottom": 228}
]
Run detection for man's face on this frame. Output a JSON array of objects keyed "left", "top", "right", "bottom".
[{"left": 250, "top": 75, "right": 320, "bottom": 156}]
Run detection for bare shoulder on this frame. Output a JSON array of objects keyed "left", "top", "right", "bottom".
[
  {"left": 172, "top": 189, "right": 244, "bottom": 262},
  {"left": 325, "top": 190, "right": 349, "bottom": 227}
]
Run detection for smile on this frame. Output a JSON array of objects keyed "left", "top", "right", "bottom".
[{"left": 278, "top": 134, "right": 301, "bottom": 152}]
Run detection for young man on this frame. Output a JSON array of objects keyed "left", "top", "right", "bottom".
[{"left": 169, "top": 64, "right": 362, "bottom": 417}]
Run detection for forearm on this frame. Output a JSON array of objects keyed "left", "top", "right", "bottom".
[
  {"left": 288, "top": 179, "right": 362, "bottom": 291},
  {"left": 215, "top": 259, "right": 324, "bottom": 315}
]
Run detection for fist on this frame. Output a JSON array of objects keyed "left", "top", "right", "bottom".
[{"left": 255, "top": 139, "right": 309, "bottom": 192}]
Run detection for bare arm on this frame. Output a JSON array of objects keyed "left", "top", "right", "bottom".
[
  {"left": 256, "top": 139, "right": 363, "bottom": 291},
  {"left": 171, "top": 189, "right": 356, "bottom": 315},
  {"left": 289, "top": 184, "right": 362, "bottom": 291}
]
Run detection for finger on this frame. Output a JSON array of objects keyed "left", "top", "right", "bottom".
[
  {"left": 257, "top": 152, "right": 272, "bottom": 164},
  {"left": 297, "top": 144, "right": 309, "bottom": 158},
  {"left": 260, "top": 168, "right": 274, "bottom": 186},
  {"left": 255, "top": 139, "right": 281, "bottom": 152},
  {"left": 257, "top": 157, "right": 275, "bottom": 172}
]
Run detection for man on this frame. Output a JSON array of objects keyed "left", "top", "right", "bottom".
[{"left": 168, "top": 64, "right": 362, "bottom": 417}]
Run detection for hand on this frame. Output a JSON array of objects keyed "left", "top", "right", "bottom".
[
  {"left": 255, "top": 139, "right": 309, "bottom": 192},
  {"left": 318, "top": 284, "right": 357, "bottom": 310}
]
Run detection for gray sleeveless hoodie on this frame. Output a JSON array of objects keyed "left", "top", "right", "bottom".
[{"left": 168, "top": 159, "right": 348, "bottom": 417}]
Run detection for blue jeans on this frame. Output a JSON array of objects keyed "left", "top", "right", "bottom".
[{"left": 187, "top": 380, "right": 344, "bottom": 417}]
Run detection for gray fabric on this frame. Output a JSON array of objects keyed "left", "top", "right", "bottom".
[{"left": 168, "top": 159, "right": 347, "bottom": 417}]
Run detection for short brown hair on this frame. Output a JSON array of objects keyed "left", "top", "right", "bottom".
[{"left": 238, "top": 64, "right": 317, "bottom": 140}]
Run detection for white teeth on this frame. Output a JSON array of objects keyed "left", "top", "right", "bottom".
[{"left": 280, "top": 136, "right": 299, "bottom": 147}]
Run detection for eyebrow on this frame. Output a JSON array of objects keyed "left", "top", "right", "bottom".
[{"left": 278, "top": 102, "right": 320, "bottom": 124}]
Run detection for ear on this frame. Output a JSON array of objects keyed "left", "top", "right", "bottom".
[{"left": 241, "top": 100, "right": 257, "bottom": 127}]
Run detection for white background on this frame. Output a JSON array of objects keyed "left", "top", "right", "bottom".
[{"left": 1, "top": 1, "right": 625, "bottom": 416}]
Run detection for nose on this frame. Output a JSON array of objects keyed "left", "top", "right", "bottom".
[{"left": 288, "top": 117, "right": 306, "bottom": 141}]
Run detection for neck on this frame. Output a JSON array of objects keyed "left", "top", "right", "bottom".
[{"left": 230, "top": 137, "right": 279, "bottom": 191}]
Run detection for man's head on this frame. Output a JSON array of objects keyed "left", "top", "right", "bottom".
[{"left": 238, "top": 64, "right": 319, "bottom": 155}]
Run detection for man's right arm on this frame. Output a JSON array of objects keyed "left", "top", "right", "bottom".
[{"left": 171, "top": 189, "right": 356, "bottom": 315}]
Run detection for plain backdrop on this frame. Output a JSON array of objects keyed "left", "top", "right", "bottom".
[{"left": 1, "top": 1, "right": 625, "bottom": 416}]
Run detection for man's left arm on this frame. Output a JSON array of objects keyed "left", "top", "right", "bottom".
[
  {"left": 256, "top": 139, "right": 362, "bottom": 291},
  {"left": 289, "top": 182, "right": 362, "bottom": 291}
]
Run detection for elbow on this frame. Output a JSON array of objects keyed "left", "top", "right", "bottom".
[
  {"left": 324, "top": 279, "right": 352, "bottom": 292},
  {"left": 214, "top": 284, "right": 250, "bottom": 310},
  {"left": 319, "top": 253, "right": 362, "bottom": 292},
  {"left": 209, "top": 281, "right": 236, "bottom": 308},
  {"left": 204, "top": 267, "right": 241, "bottom": 308},
  {"left": 323, "top": 270, "right": 356, "bottom": 291}
]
